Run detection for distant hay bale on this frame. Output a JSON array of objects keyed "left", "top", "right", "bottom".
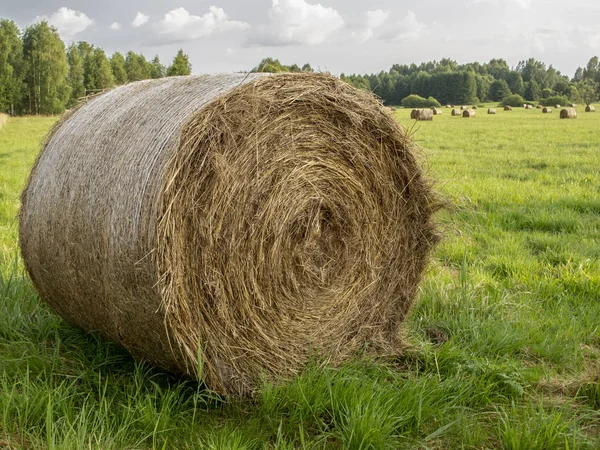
[
  {"left": 411, "top": 109, "right": 419, "bottom": 119},
  {"left": 415, "top": 109, "right": 433, "bottom": 121},
  {"left": 504, "top": 106, "right": 513, "bottom": 111},
  {"left": 487, "top": 108, "right": 496, "bottom": 114},
  {"left": 462, "top": 109, "right": 476, "bottom": 118},
  {"left": 586, "top": 105, "right": 595, "bottom": 112},
  {"left": 19, "top": 73, "right": 439, "bottom": 397},
  {"left": 569, "top": 103, "right": 576, "bottom": 107},
  {"left": 560, "top": 108, "right": 577, "bottom": 119},
  {"left": 524, "top": 104, "right": 533, "bottom": 109},
  {"left": 555, "top": 104, "right": 561, "bottom": 109},
  {"left": 472, "top": 105, "right": 478, "bottom": 109},
  {"left": 451, "top": 109, "right": 461, "bottom": 116},
  {"left": 460, "top": 106, "right": 465, "bottom": 110},
  {"left": 542, "top": 107, "right": 552, "bottom": 113},
  {"left": 446, "top": 104, "right": 452, "bottom": 108},
  {"left": 536, "top": 105, "right": 543, "bottom": 109},
  {"left": 432, "top": 108, "right": 442, "bottom": 115}
]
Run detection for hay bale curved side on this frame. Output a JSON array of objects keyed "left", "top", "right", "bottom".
[
  {"left": 543, "top": 107, "right": 552, "bottom": 113},
  {"left": 20, "top": 73, "right": 439, "bottom": 396},
  {"left": 560, "top": 108, "right": 577, "bottom": 119},
  {"left": 487, "top": 108, "right": 496, "bottom": 115},
  {"left": 462, "top": 109, "right": 476, "bottom": 118},
  {"left": 586, "top": 105, "right": 595, "bottom": 112}
]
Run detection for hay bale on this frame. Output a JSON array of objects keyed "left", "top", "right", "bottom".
[
  {"left": 410, "top": 109, "right": 419, "bottom": 119},
  {"left": 524, "top": 104, "right": 533, "bottom": 109},
  {"left": 560, "top": 107, "right": 577, "bottom": 119},
  {"left": 432, "top": 108, "right": 442, "bottom": 115},
  {"left": 462, "top": 109, "right": 476, "bottom": 118},
  {"left": 586, "top": 105, "right": 595, "bottom": 112},
  {"left": 451, "top": 109, "right": 461, "bottom": 116},
  {"left": 446, "top": 104, "right": 452, "bottom": 108},
  {"left": 504, "top": 106, "right": 513, "bottom": 111},
  {"left": 487, "top": 108, "right": 496, "bottom": 114},
  {"left": 555, "top": 104, "right": 561, "bottom": 109},
  {"left": 542, "top": 107, "right": 552, "bottom": 113},
  {"left": 569, "top": 103, "right": 576, "bottom": 107},
  {"left": 472, "top": 105, "right": 478, "bottom": 109},
  {"left": 416, "top": 109, "right": 433, "bottom": 120},
  {"left": 536, "top": 105, "right": 543, "bottom": 109},
  {"left": 19, "top": 74, "right": 439, "bottom": 397}
]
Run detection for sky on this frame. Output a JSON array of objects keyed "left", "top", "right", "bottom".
[{"left": 1, "top": 0, "right": 600, "bottom": 78}]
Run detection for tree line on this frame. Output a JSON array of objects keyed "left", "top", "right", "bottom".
[
  {"left": 0, "top": 18, "right": 192, "bottom": 116},
  {"left": 339, "top": 57, "right": 600, "bottom": 106}
]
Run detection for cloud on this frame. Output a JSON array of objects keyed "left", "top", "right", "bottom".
[
  {"left": 131, "top": 12, "right": 149, "bottom": 28},
  {"left": 155, "top": 7, "right": 249, "bottom": 43},
  {"left": 39, "top": 7, "right": 93, "bottom": 40},
  {"left": 250, "top": 0, "right": 344, "bottom": 46},
  {"left": 352, "top": 9, "right": 389, "bottom": 43},
  {"left": 469, "top": 0, "right": 534, "bottom": 8},
  {"left": 384, "top": 10, "right": 428, "bottom": 42},
  {"left": 109, "top": 22, "right": 121, "bottom": 30}
]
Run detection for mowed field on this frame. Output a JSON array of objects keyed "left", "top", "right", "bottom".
[{"left": 0, "top": 106, "right": 599, "bottom": 449}]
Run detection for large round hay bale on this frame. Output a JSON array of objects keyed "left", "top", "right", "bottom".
[
  {"left": 462, "top": 109, "right": 476, "bottom": 118},
  {"left": 432, "top": 108, "right": 442, "bottom": 115},
  {"left": 410, "top": 109, "right": 419, "bottom": 119},
  {"left": 504, "top": 106, "right": 513, "bottom": 111},
  {"left": 19, "top": 74, "right": 439, "bottom": 396},
  {"left": 415, "top": 109, "right": 433, "bottom": 120},
  {"left": 543, "top": 107, "right": 552, "bottom": 113},
  {"left": 451, "top": 109, "right": 461, "bottom": 116},
  {"left": 560, "top": 108, "right": 577, "bottom": 119},
  {"left": 586, "top": 105, "right": 595, "bottom": 112},
  {"left": 487, "top": 108, "right": 496, "bottom": 115}
]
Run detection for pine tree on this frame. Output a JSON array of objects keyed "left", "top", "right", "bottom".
[
  {"left": 167, "top": 49, "right": 191, "bottom": 77},
  {"left": 149, "top": 55, "right": 166, "bottom": 79},
  {"left": 125, "top": 51, "right": 150, "bottom": 82}
]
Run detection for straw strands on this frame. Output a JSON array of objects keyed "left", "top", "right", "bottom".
[{"left": 19, "top": 73, "right": 440, "bottom": 396}]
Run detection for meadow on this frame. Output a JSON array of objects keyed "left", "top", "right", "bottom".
[{"left": 0, "top": 105, "right": 599, "bottom": 449}]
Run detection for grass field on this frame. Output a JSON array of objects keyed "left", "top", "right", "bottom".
[{"left": 1, "top": 106, "right": 599, "bottom": 449}]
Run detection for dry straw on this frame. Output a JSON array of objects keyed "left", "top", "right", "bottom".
[
  {"left": 543, "top": 107, "right": 552, "bottom": 114},
  {"left": 487, "top": 108, "right": 496, "bottom": 115},
  {"left": 560, "top": 108, "right": 577, "bottom": 119},
  {"left": 504, "top": 106, "right": 513, "bottom": 111},
  {"left": 586, "top": 105, "right": 595, "bottom": 112},
  {"left": 462, "top": 109, "right": 476, "bottom": 118},
  {"left": 451, "top": 109, "right": 461, "bottom": 116},
  {"left": 20, "top": 73, "right": 440, "bottom": 396}
]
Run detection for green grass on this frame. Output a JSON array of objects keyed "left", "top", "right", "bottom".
[{"left": 1, "top": 106, "right": 599, "bottom": 448}]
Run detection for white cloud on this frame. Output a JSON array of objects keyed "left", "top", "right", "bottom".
[
  {"left": 109, "top": 22, "right": 121, "bottom": 30},
  {"left": 155, "top": 7, "right": 249, "bottom": 42},
  {"left": 38, "top": 7, "right": 93, "bottom": 40},
  {"left": 385, "top": 11, "right": 428, "bottom": 42},
  {"left": 250, "top": 0, "right": 344, "bottom": 46},
  {"left": 131, "top": 12, "right": 149, "bottom": 28},
  {"left": 352, "top": 9, "right": 389, "bottom": 43}
]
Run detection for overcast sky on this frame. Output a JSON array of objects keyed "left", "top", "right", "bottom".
[{"left": 2, "top": 0, "right": 599, "bottom": 77}]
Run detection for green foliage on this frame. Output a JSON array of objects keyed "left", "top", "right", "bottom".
[
  {"left": 401, "top": 94, "right": 441, "bottom": 108},
  {"left": 0, "top": 19, "right": 24, "bottom": 115},
  {"left": 251, "top": 57, "right": 313, "bottom": 73},
  {"left": 166, "top": 49, "right": 191, "bottom": 77},
  {"left": 538, "top": 95, "right": 569, "bottom": 107},
  {"left": 524, "top": 80, "right": 540, "bottom": 101},
  {"left": 577, "top": 79, "right": 599, "bottom": 105},
  {"left": 110, "top": 52, "right": 127, "bottom": 85},
  {"left": 489, "top": 79, "right": 512, "bottom": 102},
  {"left": 83, "top": 48, "right": 114, "bottom": 92},
  {"left": 66, "top": 43, "right": 84, "bottom": 106},
  {"left": 125, "top": 51, "right": 150, "bottom": 82},
  {"left": 22, "top": 21, "right": 70, "bottom": 115},
  {"left": 500, "top": 94, "right": 526, "bottom": 107},
  {"left": 149, "top": 56, "right": 166, "bottom": 79}
]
